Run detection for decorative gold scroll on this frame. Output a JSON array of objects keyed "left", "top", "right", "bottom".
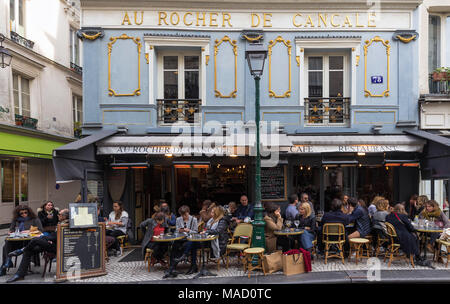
[
  {"left": 364, "top": 36, "right": 390, "bottom": 97},
  {"left": 206, "top": 55, "right": 210, "bottom": 65},
  {"left": 243, "top": 34, "right": 263, "bottom": 42},
  {"left": 296, "top": 56, "right": 300, "bottom": 67},
  {"left": 396, "top": 35, "right": 416, "bottom": 44},
  {"left": 108, "top": 34, "right": 142, "bottom": 97},
  {"left": 82, "top": 32, "right": 102, "bottom": 40},
  {"left": 145, "top": 53, "right": 149, "bottom": 64},
  {"left": 214, "top": 36, "right": 237, "bottom": 98},
  {"left": 268, "top": 36, "right": 291, "bottom": 98}
]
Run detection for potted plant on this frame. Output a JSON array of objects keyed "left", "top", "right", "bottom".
[
  {"left": 14, "top": 114, "right": 23, "bottom": 126},
  {"left": 74, "top": 121, "right": 82, "bottom": 138},
  {"left": 432, "top": 67, "right": 450, "bottom": 81}
]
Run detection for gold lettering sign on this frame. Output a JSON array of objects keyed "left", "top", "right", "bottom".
[{"left": 120, "top": 11, "right": 378, "bottom": 28}]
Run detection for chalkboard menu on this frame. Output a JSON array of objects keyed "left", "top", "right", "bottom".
[
  {"left": 56, "top": 223, "right": 106, "bottom": 282},
  {"left": 261, "top": 165, "right": 287, "bottom": 201}
]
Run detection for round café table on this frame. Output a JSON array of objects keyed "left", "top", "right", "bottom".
[
  {"left": 187, "top": 234, "right": 219, "bottom": 278},
  {"left": 274, "top": 229, "right": 304, "bottom": 250},
  {"left": 415, "top": 226, "right": 444, "bottom": 260},
  {"left": 152, "top": 233, "right": 186, "bottom": 277},
  {"left": 6, "top": 234, "right": 42, "bottom": 271}
]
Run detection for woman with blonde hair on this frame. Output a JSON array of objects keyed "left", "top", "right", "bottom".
[
  {"left": 294, "top": 202, "right": 316, "bottom": 252},
  {"left": 371, "top": 199, "right": 390, "bottom": 244},
  {"left": 368, "top": 196, "right": 384, "bottom": 217},
  {"left": 202, "top": 205, "right": 230, "bottom": 259},
  {"left": 419, "top": 200, "right": 450, "bottom": 252}
]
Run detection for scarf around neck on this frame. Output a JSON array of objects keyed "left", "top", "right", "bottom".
[
  {"left": 422, "top": 209, "right": 441, "bottom": 220},
  {"left": 17, "top": 216, "right": 29, "bottom": 231}
]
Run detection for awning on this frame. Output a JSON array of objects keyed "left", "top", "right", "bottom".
[
  {"left": 286, "top": 135, "right": 425, "bottom": 154},
  {"left": 52, "top": 130, "right": 117, "bottom": 182},
  {"left": 0, "top": 131, "right": 69, "bottom": 159},
  {"left": 405, "top": 130, "right": 450, "bottom": 179},
  {"left": 96, "top": 133, "right": 292, "bottom": 155}
]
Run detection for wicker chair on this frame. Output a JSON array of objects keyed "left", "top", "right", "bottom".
[
  {"left": 225, "top": 223, "right": 253, "bottom": 269},
  {"left": 322, "top": 223, "right": 346, "bottom": 264},
  {"left": 435, "top": 239, "right": 450, "bottom": 268},
  {"left": 384, "top": 222, "right": 415, "bottom": 268}
]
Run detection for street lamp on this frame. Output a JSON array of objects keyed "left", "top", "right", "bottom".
[
  {"left": 0, "top": 34, "right": 13, "bottom": 68},
  {"left": 245, "top": 43, "right": 267, "bottom": 252}
]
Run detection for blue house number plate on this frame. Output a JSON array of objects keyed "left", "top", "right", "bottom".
[{"left": 371, "top": 76, "right": 383, "bottom": 84}]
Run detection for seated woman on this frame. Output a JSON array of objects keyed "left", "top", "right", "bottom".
[
  {"left": 264, "top": 203, "right": 284, "bottom": 253},
  {"left": 140, "top": 212, "right": 169, "bottom": 266},
  {"left": 199, "top": 201, "right": 216, "bottom": 229},
  {"left": 160, "top": 202, "right": 176, "bottom": 227},
  {"left": 202, "top": 206, "right": 230, "bottom": 260},
  {"left": 295, "top": 202, "right": 316, "bottom": 253},
  {"left": 371, "top": 199, "right": 390, "bottom": 244},
  {"left": 1, "top": 205, "right": 43, "bottom": 276},
  {"left": 419, "top": 199, "right": 450, "bottom": 252},
  {"left": 385, "top": 204, "right": 429, "bottom": 266},
  {"left": 171, "top": 205, "right": 199, "bottom": 276},
  {"left": 106, "top": 201, "right": 129, "bottom": 255},
  {"left": 37, "top": 201, "right": 59, "bottom": 234},
  {"left": 347, "top": 197, "right": 372, "bottom": 240}
]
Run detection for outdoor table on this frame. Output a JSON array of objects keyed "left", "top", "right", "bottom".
[
  {"left": 414, "top": 226, "right": 444, "bottom": 260},
  {"left": 6, "top": 233, "right": 42, "bottom": 270},
  {"left": 274, "top": 229, "right": 304, "bottom": 250},
  {"left": 187, "top": 234, "right": 219, "bottom": 278},
  {"left": 152, "top": 232, "right": 186, "bottom": 275}
]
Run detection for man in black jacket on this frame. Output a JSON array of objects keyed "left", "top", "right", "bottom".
[{"left": 6, "top": 209, "right": 70, "bottom": 283}]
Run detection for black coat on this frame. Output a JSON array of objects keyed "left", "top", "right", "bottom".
[
  {"left": 385, "top": 213, "right": 419, "bottom": 256},
  {"left": 294, "top": 214, "right": 316, "bottom": 235},
  {"left": 320, "top": 210, "right": 349, "bottom": 226},
  {"left": 205, "top": 217, "right": 230, "bottom": 256},
  {"left": 140, "top": 218, "right": 168, "bottom": 258},
  {"left": 38, "top": 209, "right": 59, "bottom": 228}
]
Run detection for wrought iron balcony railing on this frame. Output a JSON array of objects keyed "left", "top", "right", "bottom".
[
  {"left": 304, "top": 97, "right": 350, "bottom": 126},
  {"left": 429, "top": 73, "right": 449, "bottom": 95},
  {"left": 10, "top": 31, "right": 34, "bottom": 49},
  {"left": 157, "top": 99, "right": 201, "bottom": 124},
  {"left": 70, "top": 62, "right": 83, "bottom": 75}
]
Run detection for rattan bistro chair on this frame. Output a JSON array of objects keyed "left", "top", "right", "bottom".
[
  {"left": 225, "top": 223, "right": 253, "bottom": 269},
  {"left": 384, "top": 222, "right": 415, "bottom": 268},
  {"left": 435, "top": 239, "right": 450, "bottom": 268},
  {"left": 322, "top": 223, "right": 346, "bottom": 264}
]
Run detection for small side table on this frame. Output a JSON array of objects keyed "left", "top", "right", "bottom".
[
  {"left": 349, "top": 238, "right": 371, "bottom": 265},
  {"left": 243, "top": 247, "right": 266, "bottom": 278}
]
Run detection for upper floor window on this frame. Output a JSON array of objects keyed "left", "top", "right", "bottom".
[
  {"left": 157, "top": 52, "right": 201, "bottom": 124},
  {"left": 13, "top": 73, "right": 31, "bottom": 117},
  {"left": 305, "top": 54, "right": 350, "bottom": 126},
  {"left": 70, "top": 27, "right": 80, "bottom": 66},
  {"left": 10, "top": 0, "right": 24, "bottom": 36},
  {"left": 428, "top": 15, "right": 441, "bottom": 73},
  {"left": 72, "top": 95, "right": 82, "bottom": 124}
]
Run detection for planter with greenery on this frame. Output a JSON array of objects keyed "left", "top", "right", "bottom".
[
  {"left": 432, "top": 67, "right": 450, "bottom": 81},
  {"left": 74, "top": 121, "right": 82, "bottom": 138}
]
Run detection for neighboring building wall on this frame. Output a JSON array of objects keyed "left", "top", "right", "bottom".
[{"left": 0, "top": 0, "right": 82, "bottom": 225}]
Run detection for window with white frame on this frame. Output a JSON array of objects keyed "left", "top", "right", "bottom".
[
  {"left": 157, "top": 52, "right": 200, "bottom": 124},
  {"left": 72, "top": 95, "right": 82, "bottom": 124},
  {"left": 428, "top": 15, "right": 441, "bottom": 73},
  {"left": 305, "top": 53, "right": 349, "bottom": 125},
  {"left": 70, "top": 27, "right": 80, "bottom": 66},
  {"left": 13, "top": 73, "right": 31, "bottom": 117},
  {"left": 9, "top": 0, "right": 24, "bottom": 36}
]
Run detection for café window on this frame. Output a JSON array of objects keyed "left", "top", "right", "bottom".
[
  {"left": 1, "top": 159, "right": 28, "bottom": 204},
  {"left": 157, "top": 52, "right": 201, "bottom": 124},
  {"left": 428, "top": 15, "right": 441, "bottom": 74},
  {"left": 10, "top": 0, "right": 25, "bottom": 36},
  {"left": 13, "top": 73, "right": 31, "bottom": 117},
  {"left": 305, "top": 54, "right": 350, "bottom": 126}
]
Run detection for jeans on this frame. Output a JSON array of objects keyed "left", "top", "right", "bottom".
[
  {"left": 106, "top": 230, "right": 125, "bottom": 250},
  {"left": 299, "top": 230, "right": 315, "bottom": 250}
]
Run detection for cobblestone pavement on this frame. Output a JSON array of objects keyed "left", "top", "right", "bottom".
[{"left": 0, "top": 247, "right": 448, "bottom": 284}]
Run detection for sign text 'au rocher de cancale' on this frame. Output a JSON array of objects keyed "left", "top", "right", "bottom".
[{"left": 80, "top": 10, "right": 411, "bottom": 30}]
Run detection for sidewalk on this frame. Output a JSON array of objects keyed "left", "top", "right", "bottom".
[{"left": 0, "top": 244, "right": 449, "bottom": 284}]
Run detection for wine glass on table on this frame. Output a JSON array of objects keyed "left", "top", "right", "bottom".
[
  {"left": 285, "top": 220, "right": 292, "bottom": 231},
  {"left": 294, "top": 220, "right": 300, "bottom": 230}
]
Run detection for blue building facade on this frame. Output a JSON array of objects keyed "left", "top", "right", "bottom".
[{"left": 61, "top": 0, "right": 428, "bottom": 227}]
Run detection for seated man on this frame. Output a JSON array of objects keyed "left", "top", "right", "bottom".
[
  {"left": 234, "top": 195, "right": 254, "bottom": 224},
  {"left": 318, "top": 199, "right": 350, "bottom": 253},
  {"left": 6, "top": 209, "right": 70, "bottom": 283},
  {"left": 347, "top": 197, "right": 372, "bottom": 240}
]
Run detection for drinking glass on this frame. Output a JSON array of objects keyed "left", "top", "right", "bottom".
[
  {"left": 285, "top": 220, "right": 292, "bottom": 230},
  {"left": 294, "top": 220, "right": 300, "bottom": 229},
  {"left": 15, "top": 227, "right": 20, "bottom": 237}
]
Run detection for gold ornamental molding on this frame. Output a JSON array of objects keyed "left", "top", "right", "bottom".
[
  {"left": 214, "top": 36, "right": 238, "bottom": 98},
  {"left": 145, "top": 53, "right": 149, "bottom": 64},
  {"left": 108, "top": 34, "right": 142, "bottom": 97},
  {"left": 356, "top": 55, "right": 360, "bottom": 66},
  {"left": 396, "top": 35, "right": 416, "bottom": 44},
  {"left": 82, "top": 32, "right": 102, "bottom": 40},
  {"left": 268, "top": 36, "right": 292, "bottom": 98},
  {"left": 364, "top": 36, "right": 390, "bottom": 97},
  {"left": 296, "top": 56, "right": 300, "bottom": 67},
  {"left": 243, "top": 34, "right": 263, "bottom": 42},
  {"left": 206, "top": 55, "right": 210, "bottom": 66}
]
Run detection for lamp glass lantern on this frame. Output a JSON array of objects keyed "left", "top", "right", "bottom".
[
  {"left": 0, "top": 34, "right": 12, "bottom": 68},
  {"left": 245, "top": 43, "right": 267, "bottom": 78}
]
